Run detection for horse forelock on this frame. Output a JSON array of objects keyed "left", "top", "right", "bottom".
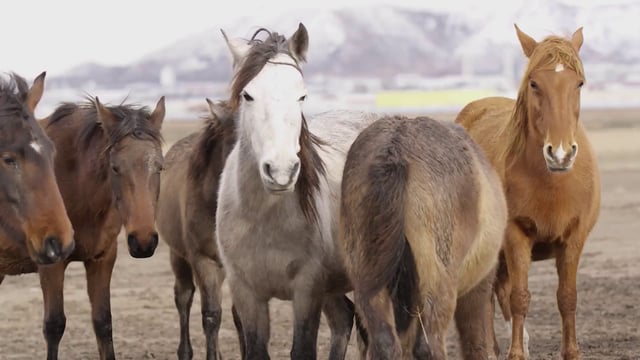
[
  {"left": 296, "top": 114, "right": 327, "bottom": 225},
  {"left": 499, "top": 35, "right": 585, "bottom": 168},
  {"left": 0, "top": 74, "right": 39, "bottom": 146},
  {"left": 229, "top": 28, "right": 302, "bottom": 112}
]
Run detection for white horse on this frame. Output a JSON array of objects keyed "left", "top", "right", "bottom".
[{"left": 215, "top": 24, "right": 377, "bottom": 359}]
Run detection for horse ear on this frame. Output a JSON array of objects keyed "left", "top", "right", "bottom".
[
  {"left": 288, "top": 23, "right": 309, "bottom": 63},
  {"left": 221, "top": 29, "right": 251, "bottom": 70},
  {"left": 95, "top": 97, "right": 118, "bottom": 132},
  {"left": 570, "top": 27, "right": 584, "bottom": 52},
  {"left": 149, "top": 96, "right": 165, "bottom": 130},
  {"left": 26, "top": 71, "right": 46, "bottom": 113},
  {"left": 206, "top": 98, "right": 226, "bottom": 119},
  {"left": 514, "top": 24, "right": 538, "bottom": 58}
]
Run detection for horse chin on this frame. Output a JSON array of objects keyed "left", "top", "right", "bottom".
[{"left": 263, "top": 182, "right": 295, "bottom": 195}]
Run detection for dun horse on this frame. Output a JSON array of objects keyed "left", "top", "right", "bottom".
[
  {"left": 339, "top": 115, "right": 507, "bottom": 359},
  {"left": 455, "top": 25, "right": 600, "bottom": 360},
  {"left": 0, "top": 72, "right": 74, "bottom": 284},
  {"left": 216, "top": 24, "right": 380, "bottom": 359},
  {"left": 156, "top": 99, "right": 236, "bottom": 360},
  {"left": 38, "top": 96, "right": 165, "bottom": 360}
]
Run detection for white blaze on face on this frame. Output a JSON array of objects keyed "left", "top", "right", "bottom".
[
  {"left": 30, "top": 140, "right": 42, "bottom": 154},
  {"left": 240, "top": 53, "right": 305, "bottom": 188},
  {"left": 555, "top": 143, "right": 567, "bottom": 161},
  {"left": 555, "top": 63, "right": 565, "bottom": 72}
]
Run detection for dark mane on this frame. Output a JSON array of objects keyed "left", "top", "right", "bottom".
[
  {"left": 0, "top": 74, "right": 34, "bottom": 143},
  {"left": 229, "top": 28, "right": 301, "bottom": 112},
  {"left": 187, "top": 101, "right": 236, "bottom": 182},
  {"left": 297, "top": 114, "right": 326, "bottom": 224},
  {"left": 48, "top": 97, "right": 163, "bottom": 152}
]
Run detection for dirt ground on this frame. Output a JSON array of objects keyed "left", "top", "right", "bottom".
[{"left": 1, "top": 109, "right": 639, "bottom": 359}]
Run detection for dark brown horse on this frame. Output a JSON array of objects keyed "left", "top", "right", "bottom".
[
  {"left": 455, "top": 25, "right": 600, "bottom": 360},
  {"left": 37, "top": 96, "right": 165, "bottom": 360},
  {"left": 156, "top": 99, "right": 236, "bottom": 360},
  {"left": 0, "top": 72, "right": 75, "bottom": 284},
  {"left": 339, "top": 115, "right": 507, "bottom": 359}
]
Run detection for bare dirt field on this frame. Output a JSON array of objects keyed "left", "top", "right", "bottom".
[{"left": 1, "top": 108, "right": 639, "bottom": 359}]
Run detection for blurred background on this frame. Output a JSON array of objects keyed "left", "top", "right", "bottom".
[{"left": 1, "top": 0, "right": 638, "bottom": 120}]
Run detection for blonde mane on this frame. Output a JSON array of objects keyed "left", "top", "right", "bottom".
[{"left": 497, "top": 35, "right": 585, "bottom": 169}]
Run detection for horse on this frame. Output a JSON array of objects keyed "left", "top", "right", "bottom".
[
  {"left": 37, "top": 95, "right": 165, "bottom": 360},
  {"left": 156, "top": 99, "right": 236, "bottom": 360},
  {"left": 0, "top": 72, "right": 75, "bottom": 285},
  {"left": 454, "top": 24, "right": 600, "bottom": 360},
  {"left": 339, "top": 114, "right": 508, "bottom": 359},
  {"left": 215, "top": 24, "right": 381, "bottom": 359}
]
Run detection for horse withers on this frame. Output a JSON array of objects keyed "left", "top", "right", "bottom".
[
  {"left": 455, "top": 25, "right": 600, "bottom": 360},
  {"left": 0, "top": 72, "right": 74, "bottom": 284},
  {"left": 339, "top": 115, "right": 507, "bottom": 359},
  {"left": 37, "top": 96, "right": 165, "bottom": 360}
]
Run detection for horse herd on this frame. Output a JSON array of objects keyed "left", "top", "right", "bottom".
[{"left": 0, "top": 21, "right": 600, "bottom": 360}]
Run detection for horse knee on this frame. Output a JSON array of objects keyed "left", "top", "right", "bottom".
[
  {"left": 509, "top": 289, "right": 531, "bottom": 316},
  {"left": 92, "top": 312, "right": 113, "bottom": 341},
  {"left": 202, "top": 309, "right": 222, "bottom": 333},
  {"left": 556, "top": 288, "right": 577, "bottom": 315},
  {"left": 43, "top": 313, "right": 66, "bottom": 343}
]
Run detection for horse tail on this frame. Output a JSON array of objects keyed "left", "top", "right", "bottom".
[{"left": 348, "top": 140, "right": 419, "bottom": 334}]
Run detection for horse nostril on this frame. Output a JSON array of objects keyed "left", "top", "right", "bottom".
[
  {"left": 127, "top": 233, "right": 138, "bottom": 250},
  {"left": 571, "top": 144, "right": 578, "bottom": 155},
  {"left": 291, "top": 161, "right": 300, "bottom": 175},
  {"left": 546, "top": 145, "right": 554, "bottom": 159},
  {"left": 263, "top": 162, "right": 273, "bottom": 179},
  {"left": 44, "top": 236, "right": 62, "bottom": 259}
]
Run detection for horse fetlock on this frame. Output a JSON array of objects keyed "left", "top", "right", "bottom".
[{"left": 177, "top": 341, "right": 194, "bottom": 360}]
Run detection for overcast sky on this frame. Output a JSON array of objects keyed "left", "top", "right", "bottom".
[{"left": 0, "top": 0, "right": 624, "bottom": 78}]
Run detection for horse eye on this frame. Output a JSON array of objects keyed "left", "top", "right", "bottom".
[
  {"left": 577, "top": 81, "right": 584, "bottom": 89},
  {"left": 242, "top": 93, "right": 254, "bottom": 102},
  {"left": 3, "top": 156, "right": 17, "bottom": 167},
  {"left": 529, "top": 80, "right": 538, "bottom": 90},
  {"left": 111, "top": 165, "right": 120, "bottom": 174},
  {"left": 298, "top": 95, "right": 307, "bottom": 102}
]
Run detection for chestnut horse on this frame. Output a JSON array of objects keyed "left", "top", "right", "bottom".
[
  {"left": 339, "top": 115, "right": 507, "bottom": 359},
  {"left": 156, "top": 99, "right": 236, "bottom": 360},
  {"left": 455, "top": 25, "right": 600, "bottom": 360},
  {"left": 0, "top": 72, "right": 74, "bottom": 284},
  {"left": 38, "top": 96, "right": 165, "bottom": 360}
]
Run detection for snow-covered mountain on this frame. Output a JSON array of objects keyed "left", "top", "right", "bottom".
[{"left": 50, "top": 0, "right": 640, "bottom": 89}]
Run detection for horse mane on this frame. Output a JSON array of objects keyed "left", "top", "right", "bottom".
[
  {"left": 0, "top": 74, "right": 36, "bottom": 143},
  {"left": 297, "top": 114, "right": 326, "bottom": 224},
  {"left": 187, "top": 101, "right": 236, "bottom": 182},
  {"left": 48, "top": 97, "right": 163, "bottom": 153},
  {"left": 229, "top": 28, "right": 301, "bottom": 112},
  {"left": 497, "top": 35, "right": 585, "bottom": 168}
]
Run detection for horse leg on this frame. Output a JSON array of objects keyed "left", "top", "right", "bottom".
[
  {"left": 455, "top": 267, "right": 496, "bottom": 360},
  {"left": 170, "top": 252, "right": 196, "bottom": 360},
  {"left": 230, "top": 280, "right": 270, "bottom": 360},
  {"left": 0, "top": 274, "right": 4, "bottom": 285},
  {"left": 232, "top": 304, "right": 246, "bottom": 359},
  {"left": 503, "top": 222, "right": 533, "bottom": 360},
  {"left": 555, "top": 235, "right": 586, "bottom": 360},
  {"left": 39, "top": 262, "right": 67, "bottom": 360},
  {"left": 84, "top": 242, "right": 117, "bottom": 360},
  {"left": 191, "top": 255, "right": 225, "bottom": 360},
  {"left": 355, "top": 288, "right": 402, "bottom": 359},
  {"left": 414, "top": 283, "right": 457, "bottom": 360},
  {"left": 290, "top": 288, "right": 323, "bottom": 360},
  {"left": 322, "top": 294, "right": 354, "bottom": 360},
  {"left": 354, "top": 309, "right": 369, "bottom": 360}
]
